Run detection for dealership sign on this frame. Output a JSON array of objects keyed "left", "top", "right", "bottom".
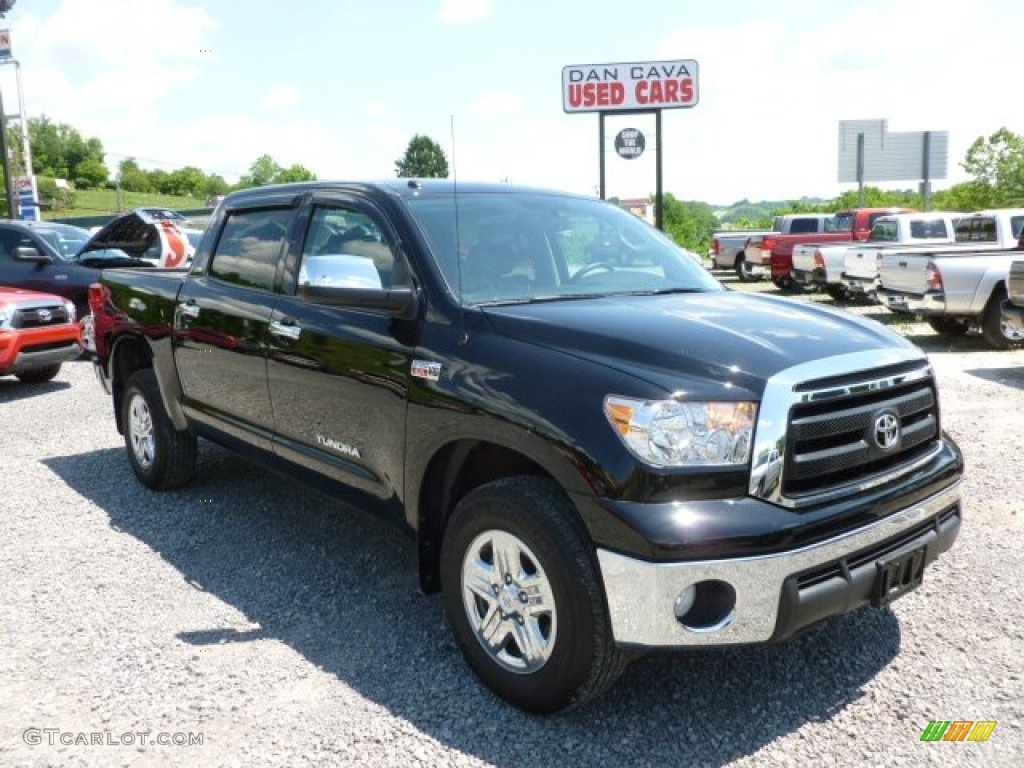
[
  {"left": 0, "top": 29, "right": 10, "bottom": 60},
  {"left": 562, "top": 60, "right": 699, "bottom": 113}
]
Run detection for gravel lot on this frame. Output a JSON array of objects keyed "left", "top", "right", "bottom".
[{"left": 1, "top": 277, "right": 1022, "bottom": 767}]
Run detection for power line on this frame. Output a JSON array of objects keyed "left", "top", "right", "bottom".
[{"left": 103, "top": 150, "right": 247, "bottom": 179}]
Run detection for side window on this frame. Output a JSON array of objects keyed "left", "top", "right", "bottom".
[
  {"left": 789, "top": 218, "right": 817, "bottom": 234},
  {"left": 0, "top": 229, "right": 18, "bottom": 262},
  {"left": 298, "top": 206, "right": 399, "bottom": 292},
  {"left": 209, "top": 208, "right": 292, "bottom": 291}
]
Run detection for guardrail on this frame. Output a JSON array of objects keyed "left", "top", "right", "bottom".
[{"left": 49, "top": 207, "right": 216, "bottom": 229}]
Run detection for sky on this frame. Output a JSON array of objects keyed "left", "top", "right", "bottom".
[{"left": 0, "top": 0, "right": 1019, "bottom": 206}]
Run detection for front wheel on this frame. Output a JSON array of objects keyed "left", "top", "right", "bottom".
[
  {"left": 15, "top": 364, "right": 62, "bottom": 383},
  {"left": 441, "top": 477, "right": 627, "bottom": 714},
  {"left": 122, "top": 369, "right": 197, "bottom": 490}
]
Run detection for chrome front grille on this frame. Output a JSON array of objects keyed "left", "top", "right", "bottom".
[
  {"left": 749, "top": 350, "right": 943, "bottom": 509},
  {"left": 784, "top": 369, "right": 939, "bottom": 497},
  {"left": 12, "top": 304, "right": 70, "bottom": 329},
  {"left": 1009, "top": 259, "right": 1024, "bottom": 306}
]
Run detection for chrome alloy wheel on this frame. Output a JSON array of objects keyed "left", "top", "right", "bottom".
[
  {"left": 128, "top": 392, "right": 156, "bottom": 469},
  {"left": 460, "top": 529, "right": 557, "bottom": 674}
]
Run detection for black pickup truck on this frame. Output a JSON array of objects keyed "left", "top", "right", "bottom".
[{"left": 90, "top": 180, "right": 963, "bottom": 713}]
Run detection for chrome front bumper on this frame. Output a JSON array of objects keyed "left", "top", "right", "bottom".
[{"left": 597, "top": 482, "right": 960, "bottom": 648}]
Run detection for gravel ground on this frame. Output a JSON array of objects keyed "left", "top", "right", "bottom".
[{"left": 1, "top": 278, "right": 1022, "bottom": 767}]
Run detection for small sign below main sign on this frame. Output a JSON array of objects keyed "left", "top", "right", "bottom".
[
  {"left": 562, "top": 59, "right": 699, "bottom": 113},
  {"left": 0, "top": 29, "right": 10, "bottom": 60},
  {"left": 614, "top": 128, "right": 645, "bottom": 159}
]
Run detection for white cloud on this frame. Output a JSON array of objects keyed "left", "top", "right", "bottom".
[
  {"left": 469, "top": 92, "right": 525, "bottom": 117},
  {"left": 363, "top": 102, "right": 386, "bottom": 117},
  {"left": 262, "top": 86, "right": 304, "bottom": 110},
  {"left": 439, "top": 0, "right": 492, "bottom": 23}
]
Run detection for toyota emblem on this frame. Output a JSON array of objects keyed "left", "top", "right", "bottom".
[
  {"left": 873, "top": 411, "right": 900, "bottom": 451},
  {"left": 37, "top": 309, "right": 52, "bottom": 322}
]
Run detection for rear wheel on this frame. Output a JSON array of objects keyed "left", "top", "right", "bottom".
[
  {"left": 981, "top": 286, "right": 1024, "bottom": 350},
  {"left": 441, "top": 477, "right": 627, "bottom": 714},
  {"left": 15, "top": 364, "right": 61, "bottom": 383},
  {"left": 926, "top": 317, "right": 970, "bottom": 337},
  {"left": 734, "top": 253, "right": 759, "bottom": 282},
  {"left": 824, "top": 284, "right": 848, "bottom": 302},
  {"left": 122, "top": 368, "right": 197, "bottom": 489}
]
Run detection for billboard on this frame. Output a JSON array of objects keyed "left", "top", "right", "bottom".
[
  {"left": 838, "top": 119, "right": 948, "bottom": 183},
  {"left": 562, "top": 60, "right": 699, "bottom": 113}
]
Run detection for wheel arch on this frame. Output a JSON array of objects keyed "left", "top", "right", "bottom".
[
  {"left": 109, "top": 334, "right": 187, "bottom": 433},
  {"left": 414, "top": 438, "right": 587, "bottom": 595}
]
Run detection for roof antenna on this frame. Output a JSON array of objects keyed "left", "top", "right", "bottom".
[{"left": 451, "top": 114, "right": 467, "bottom": 345}]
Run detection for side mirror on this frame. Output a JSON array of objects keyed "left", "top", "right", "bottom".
[
  {"left": 297, "top": 284, "right": 421, "bottom": 320},
  {"left": 15, "top": 246, "right": 52, "bottom": 264}
]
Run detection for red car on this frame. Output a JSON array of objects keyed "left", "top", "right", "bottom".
[{"left": 0, "top": 286, "right": 83, "bottom": 383}]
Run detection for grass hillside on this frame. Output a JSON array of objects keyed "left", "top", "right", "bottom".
[{"left": 41, "top": 188, "right": 203, "bottom": 220}]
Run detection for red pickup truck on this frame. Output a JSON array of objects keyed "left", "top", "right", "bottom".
[{"left": 746, "top": 208, "right": 914, "bottom": 290}]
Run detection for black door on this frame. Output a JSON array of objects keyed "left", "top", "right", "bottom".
[
  {"left": 266, "top": 195, "right": 414, "bottom": 503},
  {"left": 174, "top": 206, "right": 295, "bottom": 450}
]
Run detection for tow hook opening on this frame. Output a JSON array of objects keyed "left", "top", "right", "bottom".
[{"left": 674, "top": 580, "right": 737, "bottom": 633}]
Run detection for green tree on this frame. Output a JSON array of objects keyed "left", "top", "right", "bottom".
[
  {"left": 960, "top": 127, "right": 1024, "bottom": 206},
  {"left": 237, "top": 154, "right": 283, "bottom": 188},
  {"left": 395, "top": 134, "right": 449, "bottom": 178},
  {"left": 201, "top": 174, "right": 231, "bottom": 197},
  {"left": 163, "top": 165, "right": 206, "bottom": 196},
  {"left": 661, "top": 193, "right": 719, "bottom": 254},
  {"left": 73, "top": 158, "right": 109, "bottom": 189},
  {"left": 17, "top": 115, "right": 105, "bottom": 180},
  {"left": 276, "top": 164, "right": 317, "bottom": 183},
  {"left": 118, "top": 158, "right": 151, "bottom": 192}
]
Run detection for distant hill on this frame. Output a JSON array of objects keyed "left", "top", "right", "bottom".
[{"left": 714, "top": 197, "right": 831, "bottom": 226}]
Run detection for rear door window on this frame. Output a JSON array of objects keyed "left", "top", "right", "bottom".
[{"left": 208, "top": 208, "right": 292, "bottom": 291}]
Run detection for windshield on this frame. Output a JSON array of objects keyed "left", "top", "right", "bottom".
[
  {"left": 34, "top": 224, "right": 91, "bottom": 259},
  {"left": 403, "top": 192, "right": 721, "bottom": 306}
]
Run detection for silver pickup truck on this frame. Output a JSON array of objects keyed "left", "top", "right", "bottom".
[
  {"left": 712, "top": 214, "right": 830, "bottom": 281},
  {"left": 873, "top": 209, "right": 1024, "bottom": 349},
  {"left": 794, "top": 212, "right": 958, "bottom": 300}
]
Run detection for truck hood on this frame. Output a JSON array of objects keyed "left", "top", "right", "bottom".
[
  {"left": 0, "top": 286, "right": 68, "bottom": 304},
  {"left": 74, "top": 209, "right": 194, "bottom": 269},
  {"left": 481, "top": 291, "right": 917, "bottom": 398}
]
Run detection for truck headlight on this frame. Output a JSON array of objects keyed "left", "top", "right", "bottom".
[
  {"left": 64, "top": 300, "right": 77, "bottom": 323},
  {"left": 604, "top": 396, "right": 755, "bottom": 467},
  {"left": 0, "top": 304, "right": 11, "bottom": 328}
]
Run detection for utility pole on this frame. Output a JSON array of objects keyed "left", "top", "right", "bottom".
[{"left": 0, "top": 86, "right": 17, "bottom": 219}]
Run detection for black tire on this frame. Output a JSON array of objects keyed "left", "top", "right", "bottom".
[
  {"left": 441, "top": 477, "right": 627, "bottom": 714},
  {"left": 772, "top": 276, "right": 800, "bottom": 292},
  {"left": 926, "top": 317, "right": 970, "bottom": 337},
  {"left": 824, "top": 284, "right": 848, "bottom": 302},
  {"left": 734, "top": 253, "right": 759, "bottom": 282},
  {"left": 122, "top": 368, "right": 197, "bottom": 490},
  {"left": 15, "top": 364, "right": 62, "bottom": 383},
  {"left": 981, "top": 285, "right": 1024, "bottom": 350}
]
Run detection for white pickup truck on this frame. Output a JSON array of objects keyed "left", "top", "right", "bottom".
[
  {"left": 873, "top": 208, "right": 1024, "bottom": 348},
  {"left": 792, "top": 212, "right": 959, "bottom": 300},
  {"left": 711, "top": 214, "right": 830, "bottom": 281}
]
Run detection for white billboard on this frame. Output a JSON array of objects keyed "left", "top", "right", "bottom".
[
  {"left": 562, "top": 59, "right": 699, "bottom": 113},
  {"left": 838, "top": 119, "right": 948, "bottom": 183}
]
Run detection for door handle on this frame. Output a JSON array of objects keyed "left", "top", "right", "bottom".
[
  {"left": 270, "top": 319, "right": 302, "bottom": 342},
  {"left": 178, "top": 300, "right": 200, "bottom": 319}
]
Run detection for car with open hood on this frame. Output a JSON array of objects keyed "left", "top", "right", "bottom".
[{"left": 0, "top": 209, "right": 195, "bottom": 322}]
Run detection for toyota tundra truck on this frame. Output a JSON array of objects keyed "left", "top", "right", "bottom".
[{"left": 89, "top": 180, "right": 963, "bottom": 713}]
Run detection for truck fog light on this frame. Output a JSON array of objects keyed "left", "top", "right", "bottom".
[
  {"left": 673, "top": 586, "right": 697, "bottom": 620},
  {"left": 675, "top": 580, "right": 737, "bottom": 633}
]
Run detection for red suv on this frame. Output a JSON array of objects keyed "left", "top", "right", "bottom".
[{"left": 0, "top": 287, "right": 83, "bottom": 383}]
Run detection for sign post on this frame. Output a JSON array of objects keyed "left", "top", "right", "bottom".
[{"left": 562, "top": 59, "right": 699, "bottom": 230}]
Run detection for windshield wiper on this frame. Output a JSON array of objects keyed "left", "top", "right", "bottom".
[{"left": 615, "top": 288, "right": 706, "bottom": 296}]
